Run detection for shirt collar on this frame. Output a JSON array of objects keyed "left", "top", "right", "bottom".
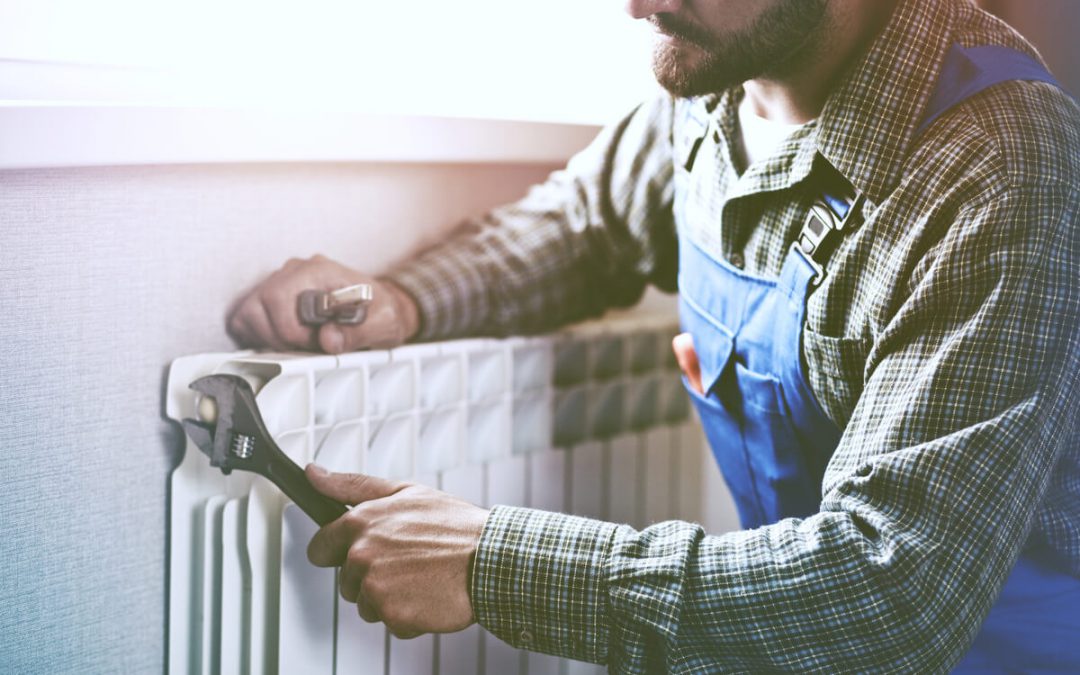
[
  {"left": 816, "top": 0, "right": 956, "bottom": 204},
  {"left": 710, "top": 88, "right": 820, "bottom": 201}
]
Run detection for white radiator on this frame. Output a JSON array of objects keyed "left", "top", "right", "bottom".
[{"left": 165, "top": 313, "right": 712, "bottom": 675}]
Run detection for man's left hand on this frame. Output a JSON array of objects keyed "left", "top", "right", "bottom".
[{"left": 305, "top": 465, "right": 489, "bottom": 638}]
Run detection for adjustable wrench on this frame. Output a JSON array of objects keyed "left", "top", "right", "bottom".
[{"left": 181, "top": 374, "right": 348, "bottom": 526}]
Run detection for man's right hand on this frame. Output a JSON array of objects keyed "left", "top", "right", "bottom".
[{"left": 226, "top": 255, "right": 420, "bottom": 354}]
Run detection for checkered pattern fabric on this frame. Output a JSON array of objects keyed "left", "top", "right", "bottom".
[{"left": 387, "top": 0, "right": 1080, "bottom": 671}]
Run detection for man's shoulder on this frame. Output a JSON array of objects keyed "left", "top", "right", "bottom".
[
  {"left": 905, "top": 78, "right": 1079, "bottom": 206},
  {"left": 925, "top": 2, "right": 1080, "bottom": 191},
  {"left": 932, "top": 79, "right": 1077, "bottom": 191}
]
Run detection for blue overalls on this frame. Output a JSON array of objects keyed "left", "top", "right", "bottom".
[{"left": 675, "top": 45, "right": 1080, "bottom": 672}]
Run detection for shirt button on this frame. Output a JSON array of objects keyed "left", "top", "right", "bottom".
[
  {"left": 730, "top": 252, "right": 745, "bottom": 269},
  {"left": 519, "top": 629, "right": 534, "bottom": 645}
]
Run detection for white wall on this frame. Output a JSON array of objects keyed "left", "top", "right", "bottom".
[
  {"left": 980, "top": 0, "right": 1080, "bottom": 96},
  {"left": 0, "top": 160, "right": 564, "bottom": 671},
  {"left": 0, "top": 2, "right": 675, "bottom": 667},
  {"left": 0, "top": 4, "right": 728, "bottom": 671}
]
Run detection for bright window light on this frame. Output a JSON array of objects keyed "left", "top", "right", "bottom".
[{"left": 0, "top": 0, "right": 660, "bottom": 124}]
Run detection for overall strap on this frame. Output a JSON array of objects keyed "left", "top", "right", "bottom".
[
  {"left": 796, "top": 44, "right": 1067, "bottom": 283},
  {"left": 793, "top": 164, "right": 864, "bottom": 285},
  {"left": 918, "top": 44, "right": 1069, "bottom": 136}
]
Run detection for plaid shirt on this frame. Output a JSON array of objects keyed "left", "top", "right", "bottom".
[{"left": 387, "top": 0, "right": 1080, "bottom": 671}]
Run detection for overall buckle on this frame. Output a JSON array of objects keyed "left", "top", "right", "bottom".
[{"left": 794, "top": 193, "right": 865, "bottom": 285}]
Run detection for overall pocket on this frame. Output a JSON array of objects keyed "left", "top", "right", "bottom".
[
  {"left": 734, "top": 361, "right": 819, "bottom": 524},
  {"left": 678, "top": 296, "right": 767, "bottom": 526},
  {"left": 680, "top": 295, "right": 822, "bottom": 528}
]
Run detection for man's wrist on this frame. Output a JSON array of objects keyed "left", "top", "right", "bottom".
[{"left": 379, "top": 278, "right": 421, "bottom": 343}]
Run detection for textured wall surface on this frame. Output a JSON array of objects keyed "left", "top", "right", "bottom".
[
  {"left": 0, "top": 161, "right": 558, "bottom": 672},
  {"left": 981, "top": 0, "right": 1080, "bottom": 96}
]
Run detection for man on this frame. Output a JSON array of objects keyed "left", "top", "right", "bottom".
[{"left": 228, "top": 0, "right": 1080, "bottom": 671}]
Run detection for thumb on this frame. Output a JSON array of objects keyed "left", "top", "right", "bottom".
[
  {"left": 318, "top": 324, "right": 347, "bottom": 354},
  {"left": 318, "top": 320, "right": 380, "bottom": 355},
  {"left": 306, "top": 464, "right": 404, "bottom": 505},
  {"left": 672, "top": 332, "right": 704, "bottom": 395}
]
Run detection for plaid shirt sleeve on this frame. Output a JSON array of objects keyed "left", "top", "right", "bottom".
[
  {"left": 383, "top": 95, "right": 679, "bottom": 341},
  {"left": 471, "top": 177, "right": 1080, "bottom": 673}
]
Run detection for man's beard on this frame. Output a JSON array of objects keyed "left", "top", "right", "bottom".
[{"left": 651, "top": 0, "right": 829, "bottom": 97}]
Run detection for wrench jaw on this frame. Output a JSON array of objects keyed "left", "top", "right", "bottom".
[
  {"left": 180, "top": 418, "right": 250, "bottom": 475},
  {"left": 181, "top": 373, "right": 349, "bottom": 526},
  {"left": 183, "top": 374, "right": 278, "bottom": 477},
  {"left": 180, "top": 419, "right": 217, "bottom": 463}
]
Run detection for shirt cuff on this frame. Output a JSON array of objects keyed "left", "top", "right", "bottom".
[
  {"left": 381, "top": 240, "right": 489, "bottom": 342},
  {"left": 471, "top": 505, "right": 619, "bottom": 663}
]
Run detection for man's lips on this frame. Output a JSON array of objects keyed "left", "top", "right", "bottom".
[{"left": 649, "top": 15, "right": 710, "bottom": 49}]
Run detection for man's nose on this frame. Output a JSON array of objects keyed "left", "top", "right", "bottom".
[{"left": 625, "top": 0, "right": 683, "bottom": 20}]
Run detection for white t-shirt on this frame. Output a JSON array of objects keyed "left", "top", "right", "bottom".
[{"left": 735, "top": 95, "right": 809, "bottom": 170}]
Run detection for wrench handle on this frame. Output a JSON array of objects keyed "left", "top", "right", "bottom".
[{"left": 264, "top": 450, "right": 349, "bottom": 526}]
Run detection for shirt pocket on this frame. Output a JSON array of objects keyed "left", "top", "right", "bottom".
[{"left": 800, "top": 326, "right": 867, "bottom": 429}]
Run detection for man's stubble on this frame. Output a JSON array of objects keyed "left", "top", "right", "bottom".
[{"left": 651, "top": 0, "right": 830, "bottom": 97}]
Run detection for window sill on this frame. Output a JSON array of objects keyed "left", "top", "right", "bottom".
[{"left": 0, "top": 104, "right": 602, "bottom": 170}]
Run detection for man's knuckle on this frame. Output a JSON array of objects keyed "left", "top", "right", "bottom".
[
  {"left": 361, "top": 575, "right": 385, "bottom": 604},
  {"left": 390, "top": 628, "right": 421, "bottom": 641},
  {"left": 339, "top": 583, "right": 353, "bottom": 603},
  {"left": 227, "top": 313, "right": 244, "bottom": 336},
  {"left": 357, "top": 600, "right": 380, "bottom": 623},
  {"left": 344, "top": 506, "right": 367, "bottom": 530},
  {"left": 338, "top": 572, "right": 358, "bottom": 601},
  {"left": 258, "top": 287, "right": 286, "bottom": 309},
  {"left": 382, "top": 608, "right": 407, "bottom": 633},
  {"left": 346, "top": 544, "right": 370, "bottom": 568},
  {"left": 272, "top": 315, "right": 307, "bottom": 343},
  {"left": 393, "top": 605, "right": 420, "bottom": 630}
]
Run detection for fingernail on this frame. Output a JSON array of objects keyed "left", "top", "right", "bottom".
[
  {"left": 308, "top": 463, "right": 329, "bottom": 477},
  {"left": 323, "top": 327, "right": 344, "bottom": 353}
]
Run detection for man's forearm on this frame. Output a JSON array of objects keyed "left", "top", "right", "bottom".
[
  {"left": 472, "top": 495, "right": 1003, "bottom": 673},
  {"left": 383, "top": 96, "right": 679, "bottom": 342}
]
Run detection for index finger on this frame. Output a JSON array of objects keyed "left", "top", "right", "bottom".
[{"left": 307, "top": 508, "right": 364, "bottom": 567}]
